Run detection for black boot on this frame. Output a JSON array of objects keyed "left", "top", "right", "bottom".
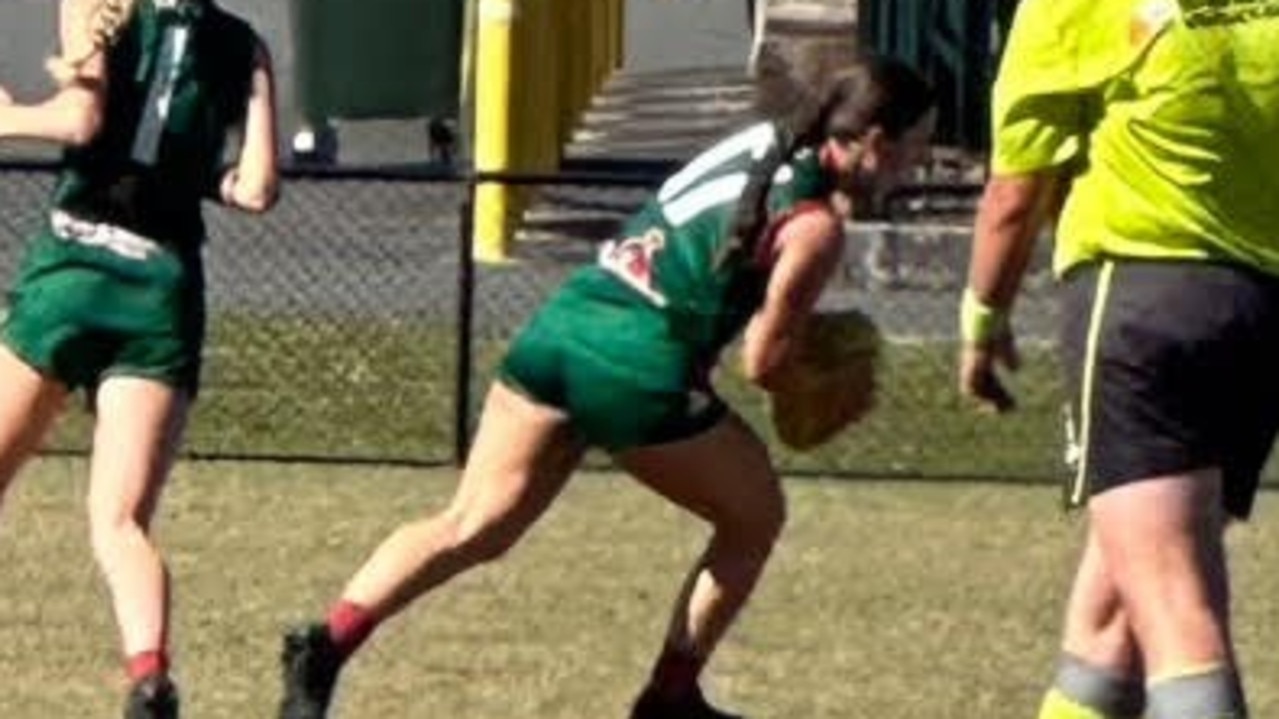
[
  {"left": 279, "top": 623, "right": 344, "bottom": 719},
  {"left": 630, "top": 684, "right": 744, "bottom": 719},
  {"left": 124, "top": 675, "right": 179, "bottom": 719}
]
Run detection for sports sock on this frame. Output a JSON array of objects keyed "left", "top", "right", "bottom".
[
  {"left": 1147, "top": 664, "right": 1246, "bottom": 719},
  {"left": 1037, "top": 654, "right": 1144, "bottom": 719},
  {"left": 326, "top": 600, "right": 379, "bottom": 660},
  {"left": 126, "top": 649, "right": 169, "bottom": 683},
  {"left": 647, "top": 644, "right": 704, "bottom": 700}
]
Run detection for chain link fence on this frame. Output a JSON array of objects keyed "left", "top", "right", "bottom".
[
  {"left": 0, "top": 161, "right": 463, "bottom": 465},
  {"left": 4, "top": 161, "right": 1269, "bottom": 484}
]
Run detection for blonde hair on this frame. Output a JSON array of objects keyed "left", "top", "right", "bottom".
[{"left": 46, "top": 0, "right": 140, "bottom": 86}]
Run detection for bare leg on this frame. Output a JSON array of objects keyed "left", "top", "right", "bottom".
[
  {"left": 1040, "top": 522, "right": 1145, "bottom": 718},
  {"left": 340, "top": 380, "right": 585, "bottom": 620},
  {"left": 1090, "top": 471, "right": 1244, "bottom": 717},
  {"left": 616, "top": 412, "right": 785, "bottom": 704},
  {"left": 0, "top": 345, "right": 67, "bottom": 508},
  {"left": 1060, "top": 524, "right": 1143, "bottom": 676},
  {"left": 279, "top": 381, "right": 586, "bottom": 719},
  {"left": 87, "top": 377, "right": 188, "bottom": 663},
  {"left": 1090, "top": 471, "right": 1232, "bottom": 675}
]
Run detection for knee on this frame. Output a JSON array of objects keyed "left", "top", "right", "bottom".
[
  {"left": 758, "top": 492, "right": 788, "bottom": 544},
  {"left": 88, "top": 515, "right": 147, "bottom": 564},
  {"left": 86, "top": 497, "right": 148, "bottom": 556},
  {"left": 1095, "top": 610, "right": 1139, "bottom": 660},
  {"left": 1066, "top": 608, "right": 1140, "bottom": 669}
]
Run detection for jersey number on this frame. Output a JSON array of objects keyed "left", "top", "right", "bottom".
[{"left": 656, "top": 124, "right": 777, "bottom": 227}]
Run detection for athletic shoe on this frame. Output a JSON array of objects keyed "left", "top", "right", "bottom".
[
  {"left": 124, "top": 675, "right": 179, "bottom": 719},
  {"left": 279, "top": 623, "right": 343, "bottom": 719},
  {"left": 630, "top": 684, "right": 744, "bottom": 719}
]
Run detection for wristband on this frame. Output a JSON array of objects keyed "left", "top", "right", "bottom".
[{"left": 960, "top": 288, "right": 1009, "bottom": 345}]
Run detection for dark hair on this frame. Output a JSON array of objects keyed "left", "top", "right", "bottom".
[{"left": 722, "top": 51, "right": 935, "bottom": 267}]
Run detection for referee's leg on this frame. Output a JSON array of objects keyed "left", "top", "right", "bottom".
[
  {"left": 1038, "top": 528, "right": 1144, "bottom": 719},
  {"left": 1058, "top": 261, "right": 1251, "bottom": 718}
]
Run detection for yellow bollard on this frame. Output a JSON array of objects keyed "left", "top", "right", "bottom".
[
  {"left": 547, "top": 0, "right": 566, "bottom": 167},
  {"left": 509, "top": 0, "right": 533, "bottom": 172},
  {"left": 603, "top": 0, "right": 623, "bottom": 75},
  {"left": 570, "top": 2, "right": 591, "bottom": 123},
  {"left": 615, "top": 0, "right": 626, "bottom": 70},
  {"left": 529, "top": 0, "right": 560, "bottom": 170},
  {"left": 589, "top": 0, "right": 605, "bottom": 93},
  {"left": 555, "top": 0, "right": 577, "bottom": 145},
  {"left": 473, "top": 0, "right": 518, "bottom": 263}
]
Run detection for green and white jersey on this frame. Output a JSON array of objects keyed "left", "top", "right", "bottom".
[
  {"left": 567, "top": 122, "right": 835, "bottom": 359},
  {"left": 52, "top": 0, "right": 259, "bottom": 251},
  {"left": 991, "top": 0, "right": 1279, "bottom": 276}
]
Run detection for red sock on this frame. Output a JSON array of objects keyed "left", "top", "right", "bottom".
[
  {"left": 648, "top": 645, "right": 704, "bottom": 700},
  {"left": 326, "top": 600, "right": 378, "bottom": 659},
  {"left": 125, "top": 650, "right": 169, "bottom": 682}
]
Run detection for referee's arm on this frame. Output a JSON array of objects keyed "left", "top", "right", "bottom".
[{"left": 967, "top": 170, "right": 1066, "bottom": 311}]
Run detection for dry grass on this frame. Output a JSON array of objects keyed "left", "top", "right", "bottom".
[{"left": 0, "top": 459, "right": 1275, "bottom": 718}]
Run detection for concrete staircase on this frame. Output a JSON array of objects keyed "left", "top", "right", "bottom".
[
  {"left": 564, "top": 66, "right": 759, "bottom": 171},
  {"left": 513, "top": 0, "right": 984, "bottom": 273},
  {"left": 513, "top": 65, "right": 758, "bottom": 255}
]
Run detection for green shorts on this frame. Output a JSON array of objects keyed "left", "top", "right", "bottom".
[
  {"left": 497, "top": 277, "right": 726, "bottom": 452},
  {"left": 1, "top": 218, "right": 205, "bottom": 394}
]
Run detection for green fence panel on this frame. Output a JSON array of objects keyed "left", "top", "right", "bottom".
[
  {"left": 291, "top": 0, "right": 464, "bottom": 123},
  {"left": 858, "top": 0, "right": 1018, "bottom": 151}
]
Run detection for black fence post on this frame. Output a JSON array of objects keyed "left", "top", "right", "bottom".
[{"left": 453, "top": 180, "right": 477, "bottom": 468}]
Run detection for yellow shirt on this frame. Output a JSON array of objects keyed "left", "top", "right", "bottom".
[{"left": 990, "top": 0, "right": 1279, "bottom": 276}]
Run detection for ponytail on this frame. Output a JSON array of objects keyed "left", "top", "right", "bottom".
[
  {"left": 720, "top": 51, "right": 935, "bottom": 267},
  {"left": 46, "top": 0, "right": 141, "bottom": 86},
  {"left": 718, "top": 95, "right": 836, "bottom": 269}
]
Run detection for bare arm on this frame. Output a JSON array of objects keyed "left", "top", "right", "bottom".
[
  {"left": 0, "top": 0, "right": 105, "bottom": 146},
  {"left": 740, "top": 206, "right": 844, "bottom": 390},
  {"left": 219, "top": 38, "right": 279, "bottom": 213},
  {"left": 967, "top": 171, "right": 1064, "bottom": 308},
  {"left": 958, "top": 169, "right": 1066, "bottom": 411}
]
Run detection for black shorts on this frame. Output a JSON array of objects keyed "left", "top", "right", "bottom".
[{"left": 1060, "top": 259, "right": 1279, "bottom": 519}]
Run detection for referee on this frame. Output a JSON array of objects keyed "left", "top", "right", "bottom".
[{"left": 958, "top": 1, "right": 1279, "bottom": 718}]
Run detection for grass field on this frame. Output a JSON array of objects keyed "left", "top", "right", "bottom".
[
  {"left": 0, "top": 460, "right": 1275, "bottom": 718},
  {"left": 37, "top": 313, "right": 1275, "bottom": 485}
]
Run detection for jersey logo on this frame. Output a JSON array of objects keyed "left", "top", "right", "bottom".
[
  {"left": 1181, "top": 0, "right": 1279, "bottom": 28},
  {"left": 1131, "top": 0, "right": 1177, "bottom": 46},
  {"left": 598, "top": 229, "right": 669, "bottom": 307},
  {"left": 50, "top": 210, "right": 161, "bottom": 261}
]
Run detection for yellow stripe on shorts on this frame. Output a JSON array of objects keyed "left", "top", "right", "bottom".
[{"left": 1069, "top": 260, "right": 1116, "bottom": 507}]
